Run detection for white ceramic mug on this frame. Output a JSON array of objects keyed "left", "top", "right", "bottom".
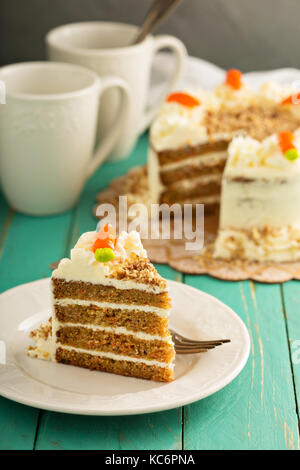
[
  {"left": 46, "top": 22, "right": 187, "bottom": 160},
  {"left": 0, "top": 61, "right": 130, "bottom": 215}
]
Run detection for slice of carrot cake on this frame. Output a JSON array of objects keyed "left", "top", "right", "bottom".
[
  {"left": 148, "top": 69, "right": 300, "bottom": 211},
  {"left": 27, "top": 225, "right": 175, "bottom": 382},
  {"left": 214, "top": 130, "right": 300, "bottom": 262}
]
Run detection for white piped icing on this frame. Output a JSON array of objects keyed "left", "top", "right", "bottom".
[
  {"left": 52, "top": 231, "right": 166, "bottom": 294},
  {"left": 258, "top": 81, "right": 297, "bottom": 105},
  {"left": 226, "top": 131, "right": 300, "bottom": 177},
  {"left": 74, "top": 230, "right": 147, "bottom": 261},
  {"left": 214, "top": 82, "right": 256, "bottom": 108},
  {"left": 150, "top": 99, "right": 208, "bottom": 152}
]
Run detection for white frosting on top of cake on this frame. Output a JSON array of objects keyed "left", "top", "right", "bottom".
[
  {"left": 150, "top": 94, "right": 208, "bottom": 151},
  {"left": 258, "top": 81, "right": 297, "bottom": 105},
  {"left": 214, "top": 82, "right": 256, "bottom": 107},
  {"left": 226, "top": 131, "right": 300, "bottom": 176},
  {"left": 52, "top": 230, "right": 166, "bottom": 293},
  {"left": 149, "top": 79, "right": 297, "bottom": 152},
  {"left": 74, "top": 230, "right": 147, "bottom": 260},
  {"left": 215, "top": 80, "right": 295, "bottom": 107}
]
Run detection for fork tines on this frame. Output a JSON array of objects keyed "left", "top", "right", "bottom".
[{"left": 170, "top": 329, "right": 231, "bottom": 354}]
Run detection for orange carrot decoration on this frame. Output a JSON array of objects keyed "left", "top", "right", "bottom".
[
  {"left": 225, "top": 69, "right": 243, "bottom": 90},
  {"left": 278, "top": 131, "right": 299, "bottom": 161},
  {"left": 92, "top": 223, "right": 116, "bottom": 252},
  {"left": 281, "top": 93, "right": 300, "bottom": 105},
  {"left": 278, "top": 131, "right": 295, "bottom": 152},
  {"left": 166, "top": 92, "right": 200, "bottom": 108}
]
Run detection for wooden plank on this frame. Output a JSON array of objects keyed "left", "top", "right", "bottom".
[
  {"left": 0, "top": 191, "right": 12, "bottom": 258},
  {"left": 0, "top": 192, "right": 42, "bottom": 450},
  {"left": 183, "top": 276, "right": 299, "bottom": 450},
  {"left": 281, "top": 281, "right": 300, "bottom": 418},
  {"left": 0, "top": 397, "right": 41, "bottom": 450},
  {"left": 0, "top": 211, "right": 74, "bottom": 292},
  {"left": 36, "top": 408, "right": 182, "bottom": 450},
  {"left": 35, "top": 135, "right": 183, "bottom": 450},
  {"left": 0, "top": 194, "right": 74, "bottom": 449}
]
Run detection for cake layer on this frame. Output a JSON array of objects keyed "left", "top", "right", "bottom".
[
  {"left": 160, "top": 150, "right": 228, "bottom": 172},
  {"left": 52, "top": 279, "right": 171, "bottom": 309},
  {"left": 161, "top": 176, "right": 222, "bottom": 205},
  {"left": 54, "top": 303, "right": 170, "bottom": 337},
  {"left": 156, "top": 140, "right": 228, "bottom": 166},
  {"left": 160, "top": 155, "right": 226, "bottom": 185},
  {"left": 55, "top": 298, "right": 170, "bottom": 317},
  {"left": 56, "top": 347, "right": 174, "bottom": 382},
  {"left": 56, "top": 325, "right": 175, "bottom": 362},
  {"left": 172, "top": 194, "right": 220, "bottom": 208}
]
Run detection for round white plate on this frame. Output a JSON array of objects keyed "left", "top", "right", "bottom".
[{"left": 0, "top": 278, "right": 250, "bottom": 415}]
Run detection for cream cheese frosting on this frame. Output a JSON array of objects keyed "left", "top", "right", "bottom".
[
  {"left": 150, "top": 97, "right": 208, "bottom": 152},
  {"left": 214, "top": 82, "right": 256, "bottom": 108},
  {"left": 52, "top": 230, "right": 166, "bottom": 293},
  {"left": 226, "top": 131, "right": 300, "bottom": 176},
  {"left": 258, "top": 81, "right": 297, "bottom": 105},
  {"left": 149, "top": 80, "right": 296, "bottom": 153}
]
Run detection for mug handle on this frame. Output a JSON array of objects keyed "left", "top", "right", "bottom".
[
  {"left": 86, "top": 76, "right": 131, "bottom": 178},
  {"left": 138, "top": 35, "right": 187, "bottom": 134}
]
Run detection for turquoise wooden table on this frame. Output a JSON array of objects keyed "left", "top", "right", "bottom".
[{"left": 1, "top": 134, "right": 300, "bottom": 450}]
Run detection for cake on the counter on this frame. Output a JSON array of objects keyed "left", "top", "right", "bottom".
[
  {"left": 214, "top": 130, "right": 300, "bottom": 262},
  {"left": 28, "top": 225, "right": 175, "bottom": 382},
  {"left": 148, "top": 70, "right": 300, "bottom": 211}
]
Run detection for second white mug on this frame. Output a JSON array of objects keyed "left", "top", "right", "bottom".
[
  {"left": 46, "top": 21, "right": 187, "bottom": 160},
  {"left": 0, "top": 62, "right": 130, "bottom": 215}
]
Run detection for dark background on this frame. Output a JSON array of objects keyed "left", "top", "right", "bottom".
[{"left": 1, "top": 0, "right": 300, "bottom": 71}]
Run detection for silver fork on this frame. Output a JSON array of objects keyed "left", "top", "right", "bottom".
[{"left": 171, "top": 329, "right": 230, "bottom": 354}]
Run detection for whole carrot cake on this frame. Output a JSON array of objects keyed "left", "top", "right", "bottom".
[{"left": 28, "top": 225, "right": 175, "bottom": 382}]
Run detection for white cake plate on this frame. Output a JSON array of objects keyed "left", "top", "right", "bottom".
[{"left": 0, "top": 278, "right": 249, "bottom": 415}]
